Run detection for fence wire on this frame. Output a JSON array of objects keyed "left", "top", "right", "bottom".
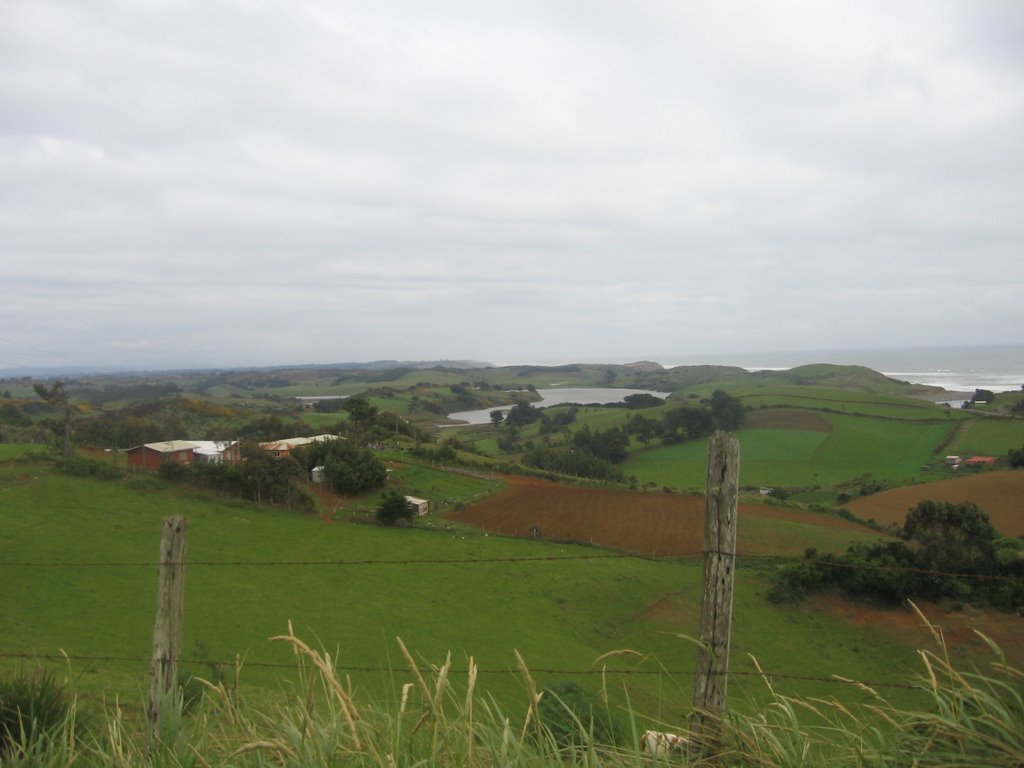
[{"left": 0, "top": 651, "right": 921, "bottom": 690}]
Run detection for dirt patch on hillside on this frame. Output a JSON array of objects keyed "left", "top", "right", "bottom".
[
  {"left": 745, "top": 409, "right": 833, "bottom": 432},
  {"left": 445, "top": 475, "right": 875, "bottom": 557},
  {"left": 811, "top": 595, "right": 1024, "bottom": 666},
  {"left": 845, "top": 471, "right": 1024, "bottom": 537}
]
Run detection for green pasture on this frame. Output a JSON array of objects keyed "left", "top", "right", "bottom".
[
  {"left": 738, "top": 508, "right": 893, "bottom": 555},
  {"left": 623, "top": 414, "right": 955, "bottom": 490},
  {"left": 947, "top": 417, "right": 1024, "bottom": 457},
  {"left": 384, "top": 460, "right": 505, "bottom": 513},
  {"left": 298, "top": 411, "right": 347, "bottom": 430},
  {"left": 0, "top": 453, "right": 932, "bottom": 718},
  {"left": 736, "top": 386, "right": 957, "bottom": 421},
  {"left": 0, "top": 444, "right": 43, "bottom": 460}
]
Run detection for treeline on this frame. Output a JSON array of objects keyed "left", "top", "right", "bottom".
[
  {"left": 156, "top": 437, "right": 390, "bottom": 512},
  {"left": 623, "top": 390, "right": 745, "bottom": 444},
  {"left": 770, "top": 501, "right": 1024, "bottom": 611},
  {"left": 8, "top": 390, "right": 431, "bottom": 452},
  {"left": 493, "top": 391, "right": 745, "bottom": 482},
  {"left": 158, "top": 442, "right": 316, "bottom": 512}
]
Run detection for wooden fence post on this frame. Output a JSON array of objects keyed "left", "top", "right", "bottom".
[
  {"left": 690, "top": 431, "right": 740, "bottom": 753},
  {"left": 147, "top": 515, "right": 187, "bottom": 746}
]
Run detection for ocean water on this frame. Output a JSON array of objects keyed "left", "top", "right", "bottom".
[{"left": 664, "top": 343, "right": 1024, "bottom": 395}]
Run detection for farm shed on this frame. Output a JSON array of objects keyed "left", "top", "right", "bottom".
[
  {"left": 405, "top": 496, "right": 429, "bottom": 516},
  {"left": 190, "top": 440, "right": 239, "bottom": 464},
  {"left": 126, "top": 441, "right": 198, "bottom": 471},
  {"left": 260, "top": 434, "right": 341, "bottom": 458},
  {"left": 964, "top": 456, "right": 996, "bottom": 467}
]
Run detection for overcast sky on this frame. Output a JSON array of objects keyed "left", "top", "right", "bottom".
[{"left": 2, "top": 1, "right": 1022, "bottom": 372}]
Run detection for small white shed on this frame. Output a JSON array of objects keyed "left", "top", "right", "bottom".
[{"left": 405, "top": 496, "right": 429, "bottom": 516}]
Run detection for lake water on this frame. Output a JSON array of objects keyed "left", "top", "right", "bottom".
[{"left": 446, "top": 387, "right": 670, "bottom": 426}]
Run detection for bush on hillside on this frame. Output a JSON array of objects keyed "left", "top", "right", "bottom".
[
  {"left": 0, "top": 669, "right": 75, "bottom": 758},
  {"left": 58, "top": 452, "right": 122, "bottom": 480},
  {"left": 770, "top": 500, "right": 1024, "bottom": 610},
  {"left": 376, "top": 490, "right": 416, "bottom": 526},
  {"left": 1008, "top": 443, "right": 1024, "bottom": 468},
  {"left": 521, "top": 445, "right": 625, "bottom": 482},
  {"left": 157, "top": 447, "right": 316, "bottom": 513},
  {"left": 537, "top": 681, "right": 626, "bottom": 748}
]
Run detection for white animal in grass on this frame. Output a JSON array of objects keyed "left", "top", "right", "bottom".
[{"left": 641, "top": 729, "right": 688, "bottom": 758}]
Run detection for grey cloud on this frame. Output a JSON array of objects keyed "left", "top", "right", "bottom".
[{"left": 1, "top": 0, "right": 1021, "bottom": 369}]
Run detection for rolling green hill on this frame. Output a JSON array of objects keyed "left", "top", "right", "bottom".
[{"left": 1, "top": 449, "right": 935, "bottom": 721}]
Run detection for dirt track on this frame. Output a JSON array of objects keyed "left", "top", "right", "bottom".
[
  {"left": 846, "top": 471, "right": 1024, "bottom": 536},
  {"left": 445, "top": 475, "right": 876, "bottom": 557}
]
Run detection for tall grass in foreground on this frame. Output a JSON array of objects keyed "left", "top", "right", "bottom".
[{"left": 3, "top": 607, "right": 1021, "bottom": 767}]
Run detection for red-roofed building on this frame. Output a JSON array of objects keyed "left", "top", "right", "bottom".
[
  {"left": 964, "top": 456, "right": 997, "bottom": 467},
  {"left": 126, "top": 441, "right": 198, "bottom": 471}
]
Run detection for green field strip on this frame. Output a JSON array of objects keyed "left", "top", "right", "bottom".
[{"left": 948, "top": 417, "right": 1024, "bottom": 456}]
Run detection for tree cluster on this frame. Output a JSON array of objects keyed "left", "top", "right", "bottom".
[
  {"left": 375, "top": 490, "right": 416, "bottom": 526},
  {"left": 292, "top": 437, "right": 388, "bottom": 495},
  {"left": 158, "top": 442, "right": 315, "bottom": 512},
  {"left": 337, "top": 394, "right": 430, "bottom": 445},
  {"left": 622, "top": 390, "right": 744, "bottom": 445},
  {"left": 769, "top": 501, "right": 1023, "bottom": 610},
  {"left": 1008, "top": 444, "right": 1024, "bottom": 468},
  {"left": 521, "top": 445, "right": 624, "bottom": 482}
]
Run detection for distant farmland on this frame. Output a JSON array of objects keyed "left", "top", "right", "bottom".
[
  {"left": 845, "top": 470, "right": 1024, "bottom": 537},
  {"left": 447, "top": 474, "right": 885, "bottom": 557}
]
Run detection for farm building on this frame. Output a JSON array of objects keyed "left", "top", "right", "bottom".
[
  {"left": 405, "top": 496, "right": 429, "bottom": 516},
  {"left": 260, "top": 434, "right": 340, "bottom": 458},
  {"left": 127, "top": 440, "right": 238, "bottom": 469},
  {"left": 190, "top": 440, "right": 239, "bottom": 464},
  {"left": 964, "top": 456, "right": 996, "bottom": 467},
  {"left": 126, "top": 441, "right": 199, "bottom": 471}
]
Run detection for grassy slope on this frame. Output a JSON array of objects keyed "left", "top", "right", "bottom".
[
  {"left": 1, "top": 453, "right": 930, "bottom": 720},
  {"left": 617, "top": 378, "right": 1018, "bottom": 493},
  {"left": 948, "top": 417, "right": 1024, "bottom": 456},
  {"left": 623, "top": 416, "right": 956, "bottom": 491}
]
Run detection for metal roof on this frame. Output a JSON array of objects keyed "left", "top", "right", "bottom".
[{"left": 139, "top": 440, "right": 199, "bottom": 453}]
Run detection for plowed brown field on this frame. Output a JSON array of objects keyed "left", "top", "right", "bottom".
[
  {"left": 846, "top": 471, "right": 1024, "bottom": 536},
  {"left": 445, "top": 475, "right": 880, "bottom": 557}
]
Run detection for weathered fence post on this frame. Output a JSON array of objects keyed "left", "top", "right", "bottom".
[
  {"left": 147, "top": 516, "right": 187, "bottom": 747},
  {"left": 690, "top": 431, "right": 740, "bottom": 754}
]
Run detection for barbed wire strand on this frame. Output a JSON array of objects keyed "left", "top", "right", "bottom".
[
  {"left": 0, "top": 651, "right": 920, "bottom": 690},
  {"left": 0, "top": 551, "right": 1018, "bottom": 583}
]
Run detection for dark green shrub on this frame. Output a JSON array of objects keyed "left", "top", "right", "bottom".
[
  {"left": 767, "top": 561, "right": 827, "bottom": 604},
  {"left": 376, "top": 490, "right": 415, "bottom": 526},
  {"left": 57, "top": 453, "right": 122, "bottom": 480},
  {"left": 158, "top": 460, "right": 190, "bottom": 481},
  {"left": 538, "top": 680, "right": 625, "bottom": 748},
  {"left": 0, "top": 668, "right": 73, "bottom": 757}
]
